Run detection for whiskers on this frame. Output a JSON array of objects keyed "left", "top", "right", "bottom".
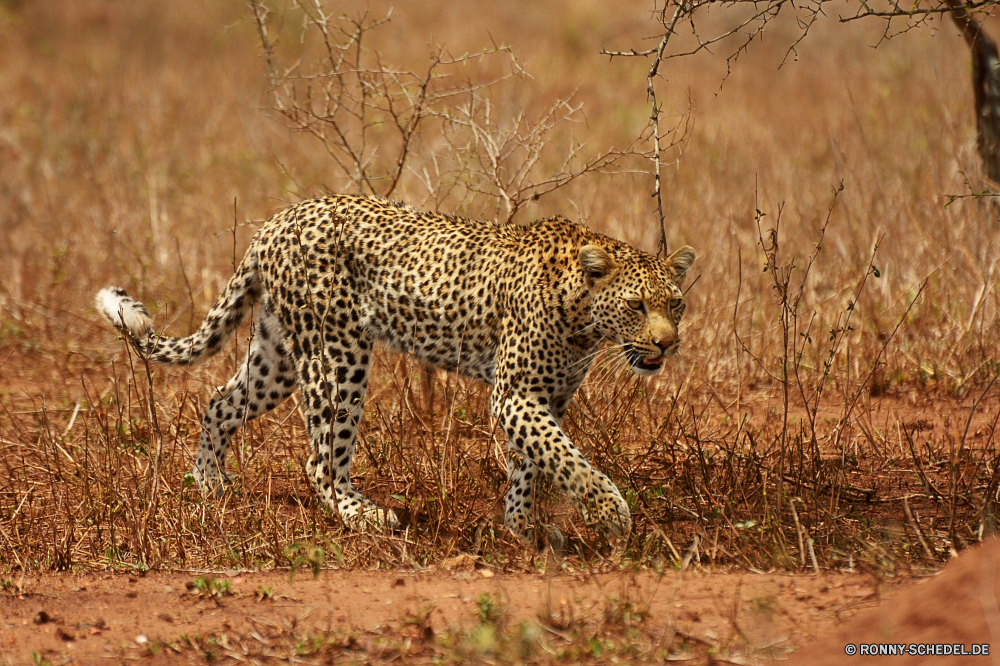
[
  {"left": 567, "top": 342, "right": 636, "bottom": 382},
  {"left": 560, "top": 321, "right": 599, "bottom": 343},
  {"left": 595, "top": 345, "right": 638, "bottom": 383},
  {"left": 565, "top": 344, "right": 611, "bottom": 371}
]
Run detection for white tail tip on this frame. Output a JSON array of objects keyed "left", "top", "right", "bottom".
[{"left": 95, "top": 286, "right": 154, "bottom": 339}]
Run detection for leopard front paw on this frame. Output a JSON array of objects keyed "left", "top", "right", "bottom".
[
  {"left": 507, "top": 522, "right": 566, "bottom": 553},
  {"left": 345, "top": 505, "right": 399, "bottom": 532},
  {"left": 585, "top": 475, "right": 632, "bottom": 540},
  {"left": 194, "top": 468, "right": 232, "bottom": 498},
  {"left": 598, "top": 498, "right": 632, "bottom": 539}
]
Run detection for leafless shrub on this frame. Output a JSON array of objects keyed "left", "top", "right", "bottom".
[{"left": 250, "top": 0, "right": 643, "bottom": 221}]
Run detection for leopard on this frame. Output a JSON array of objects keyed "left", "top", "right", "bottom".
[{"left": 96, "top": 194, "right": 695, "bottom": 547}]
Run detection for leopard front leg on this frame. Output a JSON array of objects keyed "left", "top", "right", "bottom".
[{"left": 493, "top": 393, "right": 631, "bottom": 542}]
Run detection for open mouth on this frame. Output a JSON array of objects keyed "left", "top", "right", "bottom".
[{"left": 624, "top": 346, "right": 665, "bottom": 372}]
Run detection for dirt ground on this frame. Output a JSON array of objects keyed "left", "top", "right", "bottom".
[
  {"left": 0, "top": 556, "right": 897, "bottom": 665},
  {"left": 7, "top": 540, "right": 1000, "bottom": 665}
]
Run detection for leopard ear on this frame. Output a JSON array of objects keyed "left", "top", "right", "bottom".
[
  {"left": 666, "top": 245, "right": 696, "bottom": 283},
  {"left": 579, "top": 245, "right": 616, "bottom": 283}
]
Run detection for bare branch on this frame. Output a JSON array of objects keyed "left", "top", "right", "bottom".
[
  {"left": 250, "top": 0, "right": 634, "bottom": 218},
  {"left": 840, "top": 0, "right": 998, "bottom": 22}
]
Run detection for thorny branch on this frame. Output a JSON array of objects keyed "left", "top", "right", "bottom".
[
  {"left": 250, "top": 0, "right": 634, "bottom": 221},
  {"left": 604, "top": 0, "right": 1000, "bottom": 252}
]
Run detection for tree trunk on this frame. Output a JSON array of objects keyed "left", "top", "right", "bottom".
[{"left": 948, "top": 0, "right": 1000, "bottom": 183}]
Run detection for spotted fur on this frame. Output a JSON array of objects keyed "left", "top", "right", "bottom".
[{"left": 95, "top": 195, "right": 695, "bottom": 546}]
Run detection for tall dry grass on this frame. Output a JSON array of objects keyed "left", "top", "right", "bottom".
[{"left": 1, "top": 0, "right": 999, "bottom": 574}]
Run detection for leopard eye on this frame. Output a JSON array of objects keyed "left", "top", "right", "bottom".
[
  {"left": 625, "top": 299, "right": 644, "bottom": 312},
  {"left": 670, "top": 298, "right": 683, "bottom": 309}
]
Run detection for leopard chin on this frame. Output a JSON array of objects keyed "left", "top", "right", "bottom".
[
  {"left": 624, "top": 345, "right": 668, "bottom": 375},
  {"left": 630, "top": 356, "right": 665, "bottom": 376}
]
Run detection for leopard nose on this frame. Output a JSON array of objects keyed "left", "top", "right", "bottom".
[{"left": 654, "top": 338, "right": 677, "bottom": 352}]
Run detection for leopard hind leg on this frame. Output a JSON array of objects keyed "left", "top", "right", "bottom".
[
  {"left": 194, "top": 306, "right": 296, "bottom": 494},
  {"left": 296, "top": 334, "right": 398, "bottom": 531}
]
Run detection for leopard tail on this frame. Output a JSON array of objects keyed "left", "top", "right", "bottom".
[{"left": 96, "top": 245, "right": 261, "bottom": 365}]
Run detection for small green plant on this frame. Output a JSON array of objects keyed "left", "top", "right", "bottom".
[
  {"left": 294, "top": 632, "right": 324, "bottom": 656},
  {"left": 285, "top": 540, "right": 342, "bottom": 581},
  {"left": 603, "top": 596, "right": 647, "bottom": 627},
  {"left": 751, "top": 594, "right": 777, "bottom": 618},
  {"left": 477, "top": 593, "right": 502, "bottom": 624},
  {"left": 181, "top": 633, "right": 217, "bottom": 661},
  {"left": 31, "top": 653, "right": 50, "bottom": 666},
  {"left": 191, "top": 576, "right": 233, "bottom": 598},
  {"left": 256, "top": 585, "right": 274, "bottom": 601}
]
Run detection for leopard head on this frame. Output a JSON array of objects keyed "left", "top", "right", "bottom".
[{"left": 580, "top": 243, "right": 696, "bottom": 376}]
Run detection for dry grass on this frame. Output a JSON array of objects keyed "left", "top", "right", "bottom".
[{"left": 2, "top": 0, "right": 1000, "bottom": 577}]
